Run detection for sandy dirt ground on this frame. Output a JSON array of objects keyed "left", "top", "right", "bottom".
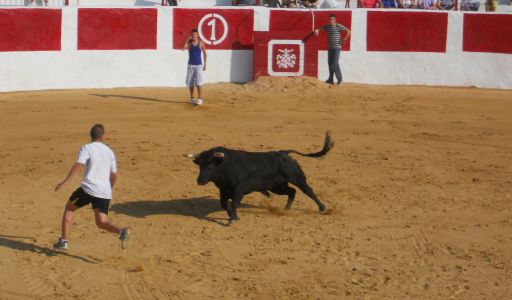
[{"left": 0, "top": 77, "right": 511, "bottom": 299}]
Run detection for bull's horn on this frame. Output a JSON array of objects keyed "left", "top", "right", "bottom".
[
  {"left": 213, "top": 152, "right": 225, "bottom": 158},
  {"left": 183, "top": 153, "right": 196, "bottom": 158}
]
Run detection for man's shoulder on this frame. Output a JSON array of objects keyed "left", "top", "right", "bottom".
[
  {"left": 102, "top": 143, "right": 115, "bottom": 154},
  {"left": 325, "top": 23, "right": 346, "bottom": 29},
  {"left": 79, "top": 143, "right": 91, "bottom": 151},
  {"left": 87, "top": 142, "right": 115, "bottom": 153}
]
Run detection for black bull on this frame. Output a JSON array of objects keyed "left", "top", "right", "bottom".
[{"left": 191, "top": 132, "right": 334, "bottom": 224}]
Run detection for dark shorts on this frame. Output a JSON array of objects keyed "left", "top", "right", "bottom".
[{"left": 69, "top": 187, "right": 111, "bottom": 215}]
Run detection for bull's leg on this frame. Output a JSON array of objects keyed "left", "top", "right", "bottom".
[
  {"left": 220, "top": 189, "right": 232, "bottom": 219},
  {"left": 269, "top": 183, "right": 296, "bottom": 210},
  {"left": 229, "top": 189, "right": 244, "bottom": 225},
  {"left": 291, "top": 177, "right": 326, "bottom": 212}
]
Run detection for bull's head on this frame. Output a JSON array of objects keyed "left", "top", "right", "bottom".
[{"left": 193, "top": 150, "right": 225, "bottom": 185}]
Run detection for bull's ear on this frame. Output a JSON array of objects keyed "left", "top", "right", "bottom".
[{"left": 213, "top": 152, "right": 225, "bottom": 164}]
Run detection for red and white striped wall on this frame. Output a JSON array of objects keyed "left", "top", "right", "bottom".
[{"left": 0, "top": 7, "right": 511, "bottom": 92}]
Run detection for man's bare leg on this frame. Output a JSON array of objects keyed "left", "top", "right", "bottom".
[
  {"left": 196, "top": 86, "right": 203, "bottom": 105},
  {"left": 93, "top": 209, "right": 122, "bottom": 234},
  {"left": 94, "top": 208, "right": 131, "bottom": 248},
  {"left": 61, "top": 201, "right": 78, "bottom": 241},
  {"left": 54, "top": 201, "right": 77, "bottom": 250},
  {"left": 189, "top": 87, "right": 196, "bottom": 104}
]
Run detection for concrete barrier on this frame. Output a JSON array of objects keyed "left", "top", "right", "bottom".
[{"left": 0, "top": 7, "right": 511, "bottom": 92}]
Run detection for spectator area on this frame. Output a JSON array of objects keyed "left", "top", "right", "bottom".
[{"left": 1, "top": 0, "right": 512, "bottom": 11}]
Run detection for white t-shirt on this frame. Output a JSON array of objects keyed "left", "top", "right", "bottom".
[{"left": 76, "top": 142, "right": 117, "bottom": 199}]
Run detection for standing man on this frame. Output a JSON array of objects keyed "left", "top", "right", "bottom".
[
  {"left": 183, "top": 28, "right": 207, "bottom": 106},
  {"left": 53, "top": 124, "right": 131, "bottom": 250},
  {"left": 314, "top": 15, "right": 351, "bottom": 85}
]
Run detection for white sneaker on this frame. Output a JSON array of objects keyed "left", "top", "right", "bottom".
[
  {"left": 53, "top": 238, "right": 68, "bottom": 250},
  {"left": 196, "top": 98, "right": 203, "bottom": 106},
  {"left": 190, "top": 97, "right": 196, "bottom": 105},
  {"left": 119, "top": 227, "right": 131, "bottom": 249}
]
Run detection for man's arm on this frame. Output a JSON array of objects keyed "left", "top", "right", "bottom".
[
  {"left": 55, "top": 163, "right": 84, "bottom": 192},
  {"left": 182, "top": 37, "right": 190, "bottom": 50},
  {"left": 342, "top": 28, "right": 351, "bottom": 45},
  {"left": 110, "top": 172, "right": 117, "bottom": 189},
  {"left": 314, "top": 25, "right": 324, "bottom": 36},
  {"left": 201, "top": 41, "right": 207, "bottom": 71}
]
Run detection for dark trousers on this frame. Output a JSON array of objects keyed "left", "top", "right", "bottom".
[{"left": 327, "top": 48, "right": 342, "bottom": 83}]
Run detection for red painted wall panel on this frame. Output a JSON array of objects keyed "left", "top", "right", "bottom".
[
  {"left": 367, "top": 11, "right": 447, "bottom": 52},
  {"left": 78, "top": 8, "right": 157, "bottom": 50},
  {"left": 253, "top": 31, "right": 319, "bottom": 79},
  {"left": 173, "top": 9, "right": 253, "bottom": 50},
  {"left": 463, "top": 14, "right": 512, "bottom": 54},
  {"left": 0, "top": 9, "right": 61, "bottom": 52},
  {"left": 270, "top": 10, "right": 351, "bottom": 51}
]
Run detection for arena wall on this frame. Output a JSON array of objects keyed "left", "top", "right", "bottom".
[{"left": 0, "top": 7, "right": 511, "bottom": 92}]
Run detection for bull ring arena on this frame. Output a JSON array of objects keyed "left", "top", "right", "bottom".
[{"left": 0, "top": 0, "right": 511, "bottom": 299}]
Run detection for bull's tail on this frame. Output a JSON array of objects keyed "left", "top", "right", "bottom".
[{"left": 284, "top": 131, "right": 334, "bottom": 158}]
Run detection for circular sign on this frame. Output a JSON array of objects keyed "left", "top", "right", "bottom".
[{"left": 198, "top": 13, "right": 229, "bottom": 46}]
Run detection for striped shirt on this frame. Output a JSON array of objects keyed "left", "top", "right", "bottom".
[{"left": 322, "top": 24, "right": 348, "bottom": 49}]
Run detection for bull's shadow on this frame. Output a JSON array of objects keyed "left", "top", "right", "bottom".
[{"left": 111, "top": 197, "right": 257, "bottom": 226}]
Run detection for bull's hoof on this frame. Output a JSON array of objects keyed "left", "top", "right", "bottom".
[
  {"left": 318, "top": 204, "right": 326, "bottom": 212},
  {"left": 228, "top": 218, "right": 239, "bottom": 225},
  {"left": 284, "top": 205, "right": 292, "bottom": 210}
]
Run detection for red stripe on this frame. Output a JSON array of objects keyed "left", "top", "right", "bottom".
[
  {"left": 173, "top": 9, "right": 253, "bottom": 50},
  {"left": 0, "top": 9, "right": 61, "bottom": 52},
  {"left": 270, "top": 10, "right": 351, "bottom": 51},
  {"left": 78, "top": 8, "right": 157, "bottom": 50},
  {"left": 367, "top": 11, "right": 447, "bottom": 52},
  {"left": 463, "top": 14, "right": 512, "bottom": 54}
]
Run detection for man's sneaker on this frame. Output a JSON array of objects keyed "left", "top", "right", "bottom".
[
  {"left": 119, "top": 227, "right": 131, "bottom": 249},
  {"left": 337, "top": 81, "right": 342, "bottom": 86},
  {"left": 196, "top": 98, "right": 203, "bottom": 106},
  {"left": 190, "top": 97, "right": 196, "bottom": 105},
  {"left": 325, "top": 79, "right": 334, "bottom": 85},
  {"left": 53, "top": 238, "right": 68, "bottom": 250}
]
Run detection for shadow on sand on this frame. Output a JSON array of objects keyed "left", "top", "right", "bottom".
[
  {"left": 111, "top": 197, "right": 259, "bottom": 226},
  {"left": 90, "top": 93, "right": 186, "bottom": 105},
  {"left": 0, "top": 234, "right": 98, "bottom": 264}
]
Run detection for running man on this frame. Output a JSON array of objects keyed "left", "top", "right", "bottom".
[
  {"left": 314, "top": 15, "right": 351, "bottom": 85},
  {"left": 53, "top": 124, "right": 130, "bottom": 250},
  {"left": 183, "top": 28, "right": 207, "bottom": 106}
]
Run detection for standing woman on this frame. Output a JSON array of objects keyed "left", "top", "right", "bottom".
[{"left": 183, "top": 28, "right": 207, "bottom": 106}]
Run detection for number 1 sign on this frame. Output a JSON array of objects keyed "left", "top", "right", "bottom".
[
  {"left": 173, "top": 9, "right": 253, "bottom": 50},
  {"left": 198, "top": 13, "right": 229, "bottom": 46}
]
